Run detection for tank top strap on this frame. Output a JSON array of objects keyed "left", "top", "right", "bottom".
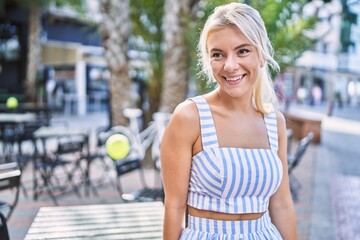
[
  {"left": 189, "top": 96, "right": 219, "bottom": 149},
  {"left": 263, "top": 112, "right": 278, "bottom": 151}
]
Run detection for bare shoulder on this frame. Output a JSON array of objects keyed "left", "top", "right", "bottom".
[
  {"left": 170, "top": 99, "right": 199, "bottom": 126},
  {"left": 163, "top": 99, "right": 200, "bottom": 148},
  {"left": 274, "top": 111, "right": 287, "bottom": 137},
  {"left": 275, "top": 111, "right": 286, "bottom": 128}
]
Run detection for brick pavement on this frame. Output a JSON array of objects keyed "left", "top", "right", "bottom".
[
  {"left": 291, "top": 141, "right": 317, "bottom": 240},
  {"left": 331, "top": 174, "right": 360, "bottom": 240}
]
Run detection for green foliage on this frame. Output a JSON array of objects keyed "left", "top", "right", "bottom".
[
  {"left": 252, "top": 0, "right": 317, "bottom": 74},
  {"left": 130, "top": 0, "right": 163, "bottom": 42},
  {"left": 130, "top": 0, "right": 165, "bottom": 115}
]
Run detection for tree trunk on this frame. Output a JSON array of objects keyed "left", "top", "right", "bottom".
[
  {"left": 159, "top": 0, "right": 190, "bottom": 113},
  {"left": 99, "top": 0, "right": 132, "bottom": 126},
  {"left": 25, "top": 5, "right": 42, "bottom": 104}
]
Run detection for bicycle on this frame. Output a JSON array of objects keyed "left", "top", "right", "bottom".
[{"left": 94, "top": 108, "right": 171, "bottom": 201}]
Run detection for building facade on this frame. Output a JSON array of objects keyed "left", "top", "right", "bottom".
[{"left": 293, "top": 0, "right": 360, "bottom": 108}]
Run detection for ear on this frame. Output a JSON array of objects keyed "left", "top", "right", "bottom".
[{"left": 260, "top": 59, "right": 265, "bottom": 68}]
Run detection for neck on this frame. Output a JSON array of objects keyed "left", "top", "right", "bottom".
[{"left": 215, "top": 88, "right": 255, "bottom": 114}]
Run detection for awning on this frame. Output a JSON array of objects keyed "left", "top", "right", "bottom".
[
  {"left": 41, "top": 41, "right": 107, "bottom": 66},
  {"left": 41, "top": 41, "right": 79, "bottom": 66}
]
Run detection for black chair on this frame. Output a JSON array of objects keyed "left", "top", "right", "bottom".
[
  {"left": 0, "top": 212, "right": 10, "bottom": 240},
  {"left": 34, "top": 136, "right": 86, "bottom": 205},
  {"left": 15, "top": 121, "right": 44, "bottom": 198},
  {"left": 287, "top": 132, "right": 314, "bottom": 201},
  {"left": 85, "top": 126, "right": 115, "bottom": 191},
  {"left": 0, "top": 123, "right": 21, "bottom": 162},
  {"left": 0, "top": 162, "right": 21, "bottom": 219}
]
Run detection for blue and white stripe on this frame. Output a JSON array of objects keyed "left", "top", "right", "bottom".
[
  {"left": 180, "top": 212, "right": 282, "bottom": 239},
  {"left": 264, "top": 113, "right": 278, "bottom": 151},
  {"left": 192, "top": 96, "right": 219, "bottom": 149},
  {"left": 184, "top": 96, "right": 283, "bottom": 238}
]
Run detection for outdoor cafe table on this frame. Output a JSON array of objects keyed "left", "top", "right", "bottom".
[
  {"left": 33, "top": 126, "right": 90, "bottom": 143},
  {"left": 0, "top": 112, "right": 36, "bottom": 123},
  {"left": 25, "top": 201, "right": 164, "bottom": 239},
  {"left": 0, "top": 113, "right": 37, "bottom": 161},
  {"left": 32, "top": 126, "right": 92, "bottom": 200}
]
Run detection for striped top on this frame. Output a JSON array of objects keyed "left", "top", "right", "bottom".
[{"left": 187, "top": 96, "right": 283, "bottom": 214}]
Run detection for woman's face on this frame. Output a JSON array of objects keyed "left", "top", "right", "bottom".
[{"left": 207, "top": 25, "right": 263, "bottom": 98}]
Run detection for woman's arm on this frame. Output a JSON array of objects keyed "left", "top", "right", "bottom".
[
  {"left": 160, "top": 100, "right": 199, "bottom": 240},
  {"left": 269, "top": 111, "right": 297, "bottom": 240}
]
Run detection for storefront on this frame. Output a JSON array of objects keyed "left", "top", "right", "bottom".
[{"left": 42, "top": 41, "right": 107, "bottom": 115}]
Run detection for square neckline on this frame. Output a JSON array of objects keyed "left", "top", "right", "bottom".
[{"left": 195, "top": 95, "right": 274, "bottom": 151}]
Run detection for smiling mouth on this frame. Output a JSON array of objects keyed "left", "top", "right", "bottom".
[{"left": 224, "top": 74, "right": 246, "bottom": 82}]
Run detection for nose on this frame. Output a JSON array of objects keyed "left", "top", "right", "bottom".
[{"left": 223, "top": 55, "right": 239, "bottom": 72}]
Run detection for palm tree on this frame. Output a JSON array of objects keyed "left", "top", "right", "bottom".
[
  {"left": 25, "top": 3, "right": 42, "bottom": 103},
  {"left": 159, "top": 0, "right": 200, "bottom": 113},
  {"left": 99, "top": 0, "right": 132, "bottom": 126}
]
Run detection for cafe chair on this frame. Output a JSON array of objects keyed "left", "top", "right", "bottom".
[
  {"left": 0, "top": 162, "right": 21, "bottom": 220},
  {"left": 0, "top": 212, "right": 10, "bottom": 240},
  {"left": 15, "top": 121, "right": 44, "bottom": 197},
  {"left": 84, "top": 126, "right": 114, "bottom": 192},
  {"left": 34, "top": 136, "right": 86, "bottom": 205},
  {"left": 287, "top": 132, "right": 314, "bottom": 201},
  {"left": 0, "top": 124, "right": 21, "bottom": 162}
]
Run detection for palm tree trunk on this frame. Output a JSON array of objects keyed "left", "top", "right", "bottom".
[
  {"left": 159, "top": 0, "right": 190, "bottom": 113},
  {"left": 99, "top": 0, "right": 132, "bottom": 126},
  {"left": 25, "top": 5, "right": 42, "bottom": 103}
]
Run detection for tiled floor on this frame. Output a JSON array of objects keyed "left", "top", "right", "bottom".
[
  {"left": 331, "top": 174, "right": 360, "bottom": 240},
  {"left": 291, "top": 141, "right": 317, "bottom": 240}
]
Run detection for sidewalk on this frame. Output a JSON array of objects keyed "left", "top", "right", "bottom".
[
  {"left": 3, "top": 103, "right": 360, "bottom": 240},
  {"left": 287, "top": 103, "right": 360, "bottom": 240}
]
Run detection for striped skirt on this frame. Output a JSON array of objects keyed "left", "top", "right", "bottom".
[{"left": 179, "top": 212, "right": 282, "bottom": 240}]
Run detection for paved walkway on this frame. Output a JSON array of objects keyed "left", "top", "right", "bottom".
[
  {"left": 288, "top": 103, "right": 360, "bottom": 240},
  {"left": 2, "top": 103, "right": 360, "bottom": 240}
]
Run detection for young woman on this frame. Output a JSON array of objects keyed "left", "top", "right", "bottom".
[{"left": 161, "top": 3, "right": 297, "bottom": 239}]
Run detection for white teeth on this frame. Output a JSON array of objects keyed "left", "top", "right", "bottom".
[{"left": 226, "top": 75, "right": 244, "bottom": 81}]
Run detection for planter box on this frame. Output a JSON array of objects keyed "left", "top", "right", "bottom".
[{"left": 284, "top": 111, "right": 323, "bottom": 144}]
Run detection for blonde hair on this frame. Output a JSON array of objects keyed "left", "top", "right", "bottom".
[{"left": 198, "top": 2, "right": 279, "bottom": 114}]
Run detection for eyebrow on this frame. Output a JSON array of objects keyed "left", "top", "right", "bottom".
[{"left": 209, "top": 43, "right": 253, "bottom": 52}]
